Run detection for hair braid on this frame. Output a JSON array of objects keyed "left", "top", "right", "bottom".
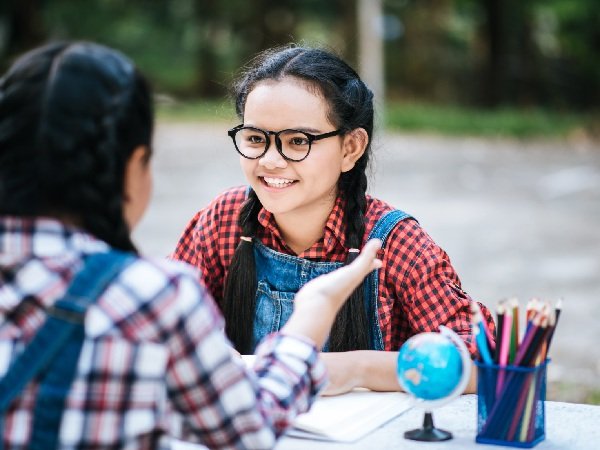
[
  {"left": 328, "top": 155, "right": 370, "bottom": 351},
  {"left": 222, "top": 189, "right": 262, "bottom": 353}
]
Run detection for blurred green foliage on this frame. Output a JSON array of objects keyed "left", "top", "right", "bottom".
[
  {"left": 156, "top": 99, "right": 595, "bottom": 138},
  {"left": 156, "top": 98, "right": 236, "bottom": 123},
  {"left": 1, "top": 0, "right": 598, "bottom": 116},
  {"left": 385, "top": 102, "right": 593, "bottom": 137}
]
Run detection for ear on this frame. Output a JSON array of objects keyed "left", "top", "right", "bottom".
[
  {"left": 123, "top": 145, "right": 152, "bottom": 229},
  {"left": 124, "top": 145, "right": 150, "bottom": 199},
  {"left": 341, "top": 128, "right": 368, "bottom": 173}
]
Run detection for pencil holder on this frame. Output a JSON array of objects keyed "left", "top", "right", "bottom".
[{"left": 475, "top": 360, "right": 548, "bottom": 448}]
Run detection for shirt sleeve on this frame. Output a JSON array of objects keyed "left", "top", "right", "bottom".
[
  {"left": 170, "top": 187, "right": 246, "bottom": 305},
  {"left": 171, "top": 210, "right": 202, "bottom": 268},
  {"left": 165, "top": 273, "right": 326, "bottom": 449},
  {"left": 385, "top": 221, "right": 496, "bottom": 356}
]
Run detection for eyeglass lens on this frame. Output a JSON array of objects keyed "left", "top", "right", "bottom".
[{"left": 234, "top": 127, "right": 311, "bottom": 161}]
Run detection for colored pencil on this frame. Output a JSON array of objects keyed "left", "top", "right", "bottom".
[
  {"left": 510, "top": 298, "right": 520, "bottom": 363},
  {"left": 544, "top": 298, "right": 562, "bottom": 355},
  {"left": 471, "top": 301, "right": 493, "bottom": 364},
  {"left": 477, "top": 297, "right": 560, "bottom": 444},
  {"left": 496, "top": 308, "right": 512, "bottom": 397},
  {"left": 495, "top": 303, "right": 505, "bottom": 364}
]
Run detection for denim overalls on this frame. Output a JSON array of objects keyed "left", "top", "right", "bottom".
[
  {"left": 0, "top": 251, "right": 133, "bottom": 450},
  {"left": 252, "top": 209, "right": 411, "bottom": 352}
]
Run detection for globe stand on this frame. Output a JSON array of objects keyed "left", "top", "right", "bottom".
[{"left": 404, "top": 411, "right": 452, "bottom": 441}]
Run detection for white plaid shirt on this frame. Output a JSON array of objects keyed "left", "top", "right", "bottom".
[{"left": 0, "top": 217, "right": 326, "bottom": 449}]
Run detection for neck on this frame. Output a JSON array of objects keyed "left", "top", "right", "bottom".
[{"left": 274, "top": 196, "right": 336, "bottom": 255}]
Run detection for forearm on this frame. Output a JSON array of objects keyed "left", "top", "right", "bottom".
[
  {"left": 320, "top": 350, "right": 401, "bottom": 395},
  {"left": 353, "top": 350, "right": 402, "bottom": 391},
  {"left": 358, "top": 352, "right": 478, "bottom": 394},
  {"left": 465, "top": 361, "right": 477, "bottom": 393},
  {"left": 282, "top": 300, "right": 338, "bottom": 349},
  {"left": 321, "top": 350, "right": 478, "bottom": 395}
]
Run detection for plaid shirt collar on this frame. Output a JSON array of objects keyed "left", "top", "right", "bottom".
[
  {"left": 0, "top": 216, "right": 108, "bottom": 312},
  {"left": 0, "top": 216, "right": 107, "bottom": 261},
  {"left": 256, "top": 195, "right": 349, "bottom": 254}
]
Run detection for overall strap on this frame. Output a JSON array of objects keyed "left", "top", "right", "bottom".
[
  {"left": 367, "top": 209, "right": 412, "bottom": 243},
  {"left": 0, "top": 251, "right": 134, "bottom": 450},
  {"left": 364, "top": 210, "right": 413, "bottom": 350}
]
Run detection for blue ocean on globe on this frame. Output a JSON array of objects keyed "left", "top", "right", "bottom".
[{"left": 397, "top": 332, "right": 463, "bottom": 401}]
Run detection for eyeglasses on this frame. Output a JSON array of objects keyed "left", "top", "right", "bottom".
[{"left": 227, "top": 124, "right": 343, "bottom": 162}]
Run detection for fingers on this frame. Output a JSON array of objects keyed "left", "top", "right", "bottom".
[
  {"left": 283, "top": 240, "right": 385, "bottom": 348},
  {"left": 296, "top": 239, "right": 383, "bottom": 302},
  {"left": 348, "top": 239, "right": 382, "bottom": 275}
]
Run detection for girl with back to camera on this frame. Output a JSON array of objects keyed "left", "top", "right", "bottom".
[
  {"left": 172, "top": 45, "right": 496, "bottom": 394},
  {"left": 0, "top": 41, "right": 383, "bottom": 449}
]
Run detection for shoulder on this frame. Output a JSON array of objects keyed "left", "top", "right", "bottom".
[
  {"left": 89, "top": 255, "right": 218, "bottom": 340},
  {"left": 178, "top": 186, "right": 247, "bottom": 242},
  {"left": 363, "top": 195, "right": 419, "bottom": 239},
  {"left": 195, "top": 186, "right": 248, "bottom": 227},
  {"left": 364, "top": 195, "right": 395, "bottom": 220},
  {"left": 212, "top": 185, "right": 249, "bottom": 210}
]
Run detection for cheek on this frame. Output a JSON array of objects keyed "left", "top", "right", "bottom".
[
  {"left": 240, "top": 157, "right": 256, "bottom": 179},
  {"left": 308, "top": 149, "right": 344, "bottom": 178},
  {"left": 143, "top": 169, "right": 153, "bottom": 206}
]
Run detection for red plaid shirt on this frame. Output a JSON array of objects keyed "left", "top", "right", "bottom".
[
  {"left": 0, "top": 217, "right": 326, "bottom": 449},
  {"left": 172, "top": 186, "right": 495, "bottom": 356}
]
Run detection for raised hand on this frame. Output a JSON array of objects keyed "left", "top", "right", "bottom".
[{"left": 282, "top": 239, "right": 382, "bottom": 348}]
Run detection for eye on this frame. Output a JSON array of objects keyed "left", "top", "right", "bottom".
[
  {"left": 248, "top": 135, "right": 265, "bottom": 144},
  {"left": 240, "top": 129, "right": 266, "bottom": 146},
  {"left": 292, "top": 137, "right": 308, "bottom": 145},
  {"left": 287, "top": 134, "right": 310, "bottom": 146}
]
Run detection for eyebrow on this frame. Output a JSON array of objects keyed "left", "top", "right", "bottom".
[
  {"left": 297, "top": 127, "right": 322, "bottom": 134},
  {"left": 244, "top": 124, "right": 324, "bottom": 134}
]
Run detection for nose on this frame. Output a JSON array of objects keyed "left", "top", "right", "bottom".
[{"left": 258, "top": 136, "right": 287, "bottom": 169}]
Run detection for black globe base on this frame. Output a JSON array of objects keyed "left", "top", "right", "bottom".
[{"left": 404, "top": 411, "right": 452, "bottom": 442}]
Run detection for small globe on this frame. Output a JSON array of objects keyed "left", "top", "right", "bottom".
[
  {"left": 396, "top": 332, "right": 463, "bottom": 401},
  {"left": 396, "top": 326, "right": 472, "bottom": 442}
]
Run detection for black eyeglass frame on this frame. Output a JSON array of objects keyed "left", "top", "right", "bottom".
[{"left": 227, "top": 124, "right": 343, "bottom": 162}]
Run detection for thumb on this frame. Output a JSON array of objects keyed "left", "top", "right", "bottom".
[
  {"left": 295, "top": 238, "right": 383, "bottom": 306},
  {"left": 347, "top": 238, "right": 383, "bottom": 277}
]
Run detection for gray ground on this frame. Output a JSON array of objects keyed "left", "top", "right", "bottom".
[{"left": 134, "top": 122, "right": 600, "bottom": 403}]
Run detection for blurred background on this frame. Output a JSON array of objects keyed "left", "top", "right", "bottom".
[
  {"left": 2, "top": 0, "right": 598, "bottom": 125},
  {"left": 1, "top": 0, "right": 599, "bottom": 404}
]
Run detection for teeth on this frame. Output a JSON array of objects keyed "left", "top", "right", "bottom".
[{"left": 263, "top": 177, "right": 295, "bottom": 187}]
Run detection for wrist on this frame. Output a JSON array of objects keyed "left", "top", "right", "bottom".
[{"left": 352, "top": 350, "right": 370, "bottom": 388}]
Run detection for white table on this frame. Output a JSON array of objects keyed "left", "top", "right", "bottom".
[{"left": 275, "top": 395, "right": 600, "bottom": 450}]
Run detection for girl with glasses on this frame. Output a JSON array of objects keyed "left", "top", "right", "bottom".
[
  {"left": 0, "top": 41, "right": 383, "bottom": 448},
  {"left": 172, "top": 45, "right": 495, "bottom": 395}
]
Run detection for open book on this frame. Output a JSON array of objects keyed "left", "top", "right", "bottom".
[
  {"left": 287, "top": 388, "right": 414, "bottom": 442},
  {"left": 242, "top": 355, "right": 414, "bottom": 443}
]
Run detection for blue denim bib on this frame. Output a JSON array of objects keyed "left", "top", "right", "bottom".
[{"left": 252, "top": 210, "right": 411, "bottom": 352}]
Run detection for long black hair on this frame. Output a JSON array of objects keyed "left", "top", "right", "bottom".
[
  {"left": 0, "top": 41, "right": 153, "bottom": 252},
  {"left": 223, "top": 46, "right": 374, "bottom": 353}
]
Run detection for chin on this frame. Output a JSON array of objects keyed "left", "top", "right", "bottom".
[{"left": 252, "top": 195, "right": 293, "bottom": 216}]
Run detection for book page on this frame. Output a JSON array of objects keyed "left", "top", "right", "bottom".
[
  {"left": 242, "top": 354, "right": 414, "bottom": 442},
  {"left": 288, "top": 389, "right": 414, "bottom": 442}
]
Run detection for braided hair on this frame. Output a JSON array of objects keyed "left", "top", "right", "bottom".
[
  {"left": 223, "top": 46, "right": 374, "bottom": 353},
  {"left": 0, "top": 41, "right": 153, "bottom": 252}
]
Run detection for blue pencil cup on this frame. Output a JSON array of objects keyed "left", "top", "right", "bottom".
[{"left": 475, "top": 360, "right": 548, "bottom": 448}]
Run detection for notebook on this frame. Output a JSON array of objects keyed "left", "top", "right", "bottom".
[
  {"left": 287, "top": 388, "right": 414, "bottom": 442},
  {"left": 242, "top": 355, "right": 414, "bottom": 442}
]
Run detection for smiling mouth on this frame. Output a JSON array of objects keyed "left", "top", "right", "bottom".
[{"left": 261, "top": 176, "right": 297, "bottom": 188}]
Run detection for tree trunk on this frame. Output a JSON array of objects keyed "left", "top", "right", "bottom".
[{"left": 2, "top": 0, "right": 46, "bottom": 63}]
